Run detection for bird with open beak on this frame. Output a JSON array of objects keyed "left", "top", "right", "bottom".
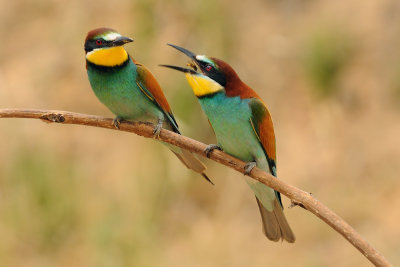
[{"left": 161, "top": 44, "right": 295, "bottom": 242}]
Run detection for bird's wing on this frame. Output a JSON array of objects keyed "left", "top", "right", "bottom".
[
  {"left": 227, "top": 82, "right": 276, "bottom": 174},
  {"left": 134, "top": 60, "right": 180, "bottom": 133},
  {"left": 248, "top": 98, "right": 282, "bottom": 205},
  {"left": 248, "top": 98, "right": 277, "bottom": 176}
]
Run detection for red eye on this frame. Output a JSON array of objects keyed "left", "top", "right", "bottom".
[
  {"left": 205, "top": 65, "right": 213, "bottom": 71},
  {"left": 96, "top": 39, "right": 103, "bottom": 45}
]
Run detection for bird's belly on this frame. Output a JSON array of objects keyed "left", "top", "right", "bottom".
[
  {"left": 96, "top": 84, "right": 161, "bottom": 122},
  {"left": 200, "top": 95, "right": 264, "bottom": 162},
  {"left": 215, "top": 119, "right": 259, "bottom": 161},
  {"left": 88, "top": 67, "right": 163, "bottom": 124}
]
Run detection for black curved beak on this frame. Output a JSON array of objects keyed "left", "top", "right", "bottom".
[
  {"left": 167, "top": 43, "right": 197, "bottom": 60},
  {"left": 159, "top": 64, "right": 197, "bottom": 74},
  {"left": 160, "top": 44, "right": 200, "bottom": 74},
  {"left": 113, "top": 36, "right": 134, "bottom": 46}
]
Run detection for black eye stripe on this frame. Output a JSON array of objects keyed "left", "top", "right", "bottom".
[
  {"left": 95, "top": 38, "right": 108, "bottom": 45},
  {"left": 199, "top": 62, "right": 212, "bottom": 71},
  {"left": 85, "top": 38, "right": 112, "bottom": 52},
  {"left": 197, "top": 61, "right": 226, "bottom": 86}
]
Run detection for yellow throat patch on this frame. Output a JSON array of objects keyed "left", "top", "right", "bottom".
[
  {"left": 185, "top": 73, "right": 224, "bottom": 97},
  {"left": 86, "top": 46, "right": 128, "bottom": 67}
]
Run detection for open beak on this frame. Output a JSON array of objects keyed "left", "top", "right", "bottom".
[
  {"left": 159, "top": 64, "right": 197, "bottom": 74},
  {"left": 167, "top": 43, "right": 197, "bottom": 59},
  {"left": 159, "top": 43, "right": 200, "bottom": 74},
  {"left": 160, "top": 44, "right": 224, "bottom": 97},
  {"left": 113, "top": 36, "right": 134, "bottom": 46}
]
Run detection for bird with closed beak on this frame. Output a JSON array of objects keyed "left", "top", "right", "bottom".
[{"left": 84, "top": 28, "right": 212, "bottom": 184}]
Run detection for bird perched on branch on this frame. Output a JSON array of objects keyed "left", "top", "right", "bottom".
[
  {"left": 84, "top": 28, "right": 211, "bottom": 184},
  {"left": 161, "top": 44, "right": 295, "bottom": 242}
]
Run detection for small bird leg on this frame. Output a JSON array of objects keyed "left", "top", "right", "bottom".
[
  {"left": 112, "top": 116, "right": 123, "bottom": 129},
  {"left": 244, "top": 161, "right": 257, "bottom": 175},
  {"left": 204, "top": 144, "right": 222, "bottom": 158},
  {"left": 152, "top": 119, "right": 163, "bottom": 139}
]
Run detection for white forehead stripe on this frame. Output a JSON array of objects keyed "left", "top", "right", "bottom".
[
  {"left": 103, "top": 32, "right": 122, "bottom": 41},
  {"left": 195, "top": 55, "right": 215, "bottom": 66}
]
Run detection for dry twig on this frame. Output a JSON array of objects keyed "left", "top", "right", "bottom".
[{"left": 0, "top": 108, "right": 393, "bottom": 267}]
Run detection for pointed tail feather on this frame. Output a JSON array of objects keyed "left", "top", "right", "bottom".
[
  {"left": 256, "top": 197, "right": 295, "bottom": 243},
  {"left": 171, "top": 149, "right": 214, "bottom": 185},
  {"left": 201, "top": 173, "right": 214, "bottom": 185}
]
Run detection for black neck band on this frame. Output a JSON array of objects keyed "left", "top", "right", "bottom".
[{"left": 86, "top": 56, "right": 130, "bottom": 72}]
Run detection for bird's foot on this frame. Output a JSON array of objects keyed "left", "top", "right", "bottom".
[
  {"left": 152, "top": 119, "right": 163, "bottom": 139},
  {"left": 204, "top": 144, "right": 222, "bottom": 158},
  {"left": 112, "top": 116, "right": 123, "bottom": 129},
  {"left": 244, "top": 161, "right": 257, "bottom": 175}
]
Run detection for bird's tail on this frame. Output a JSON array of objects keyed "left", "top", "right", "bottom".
[
  {"left": 171, "top": 148, "right": 214, "bottom": 185},
  {"left": 256, "top": 197, "right": 296, "bottom": 243}
]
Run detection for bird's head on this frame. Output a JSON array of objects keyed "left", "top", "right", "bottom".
[
  {"left": 161, "top": 44, "right": 240, "bottom": 97},
  {"left": 84, "top": 27, "right": 133, "bottom": 67}
]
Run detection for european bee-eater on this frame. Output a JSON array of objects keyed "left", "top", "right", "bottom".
[
  {"left": 161, "top": 44, "right": 295, "bottom": 242},
  {"left": 84, "top": 28, "right": 211, "bottom": 184}
]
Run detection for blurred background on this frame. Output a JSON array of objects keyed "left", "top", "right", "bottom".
[{"left": 1, "top": 0, "right": 400, "bottom": 266}]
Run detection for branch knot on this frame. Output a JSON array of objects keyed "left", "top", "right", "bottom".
[{"left": 40, "top": 113, "right": 65, "bottom": 123}]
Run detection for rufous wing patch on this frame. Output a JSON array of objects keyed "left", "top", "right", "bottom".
[
  {"left": 248, "top": 98, "right": 276, "bottom": 161},
  {"left": 135, "top": 61, "right": 179, "bottom": 132}
]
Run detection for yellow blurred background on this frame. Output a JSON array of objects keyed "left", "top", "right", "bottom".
[{"left": 1, "top": 0, "right": 400, "bottom": 266}]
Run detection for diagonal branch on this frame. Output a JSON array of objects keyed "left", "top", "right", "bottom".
[{"left": 0, "top": 108, "right": 393, "bottom": 267}]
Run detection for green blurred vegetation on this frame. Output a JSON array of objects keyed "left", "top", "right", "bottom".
[
  {"left": 303, "top": 28, "right": 354, "bottom": 97},
  {"left": 1, "top": 0, "right": 400, "bottom": 266},
  {"left": 0, "top": 147, "right": 80, "bottom": 267}
]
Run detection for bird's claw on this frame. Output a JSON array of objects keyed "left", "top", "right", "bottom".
[
  {"left": 112, "top": 117, "right": 122, "bottom": 129},
  {"left": 244, "top": 161, "right": 257, "bottom": 175},
  {"left": 152, "top": 119, "right": 163, "bottom": 139},
  {"left": 204, "top": 144, "right": 222, "bottom": 158}
]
